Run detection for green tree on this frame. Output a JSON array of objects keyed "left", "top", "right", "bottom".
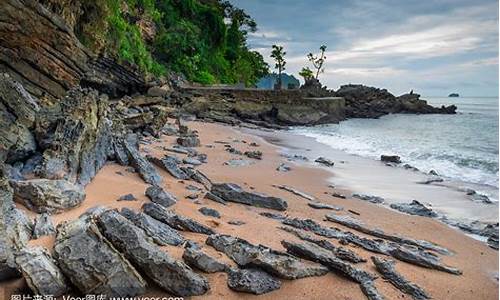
[
  {"left": 270, "top": 45, "right": 286, "bottom": 90},
  {"left": 307, "top": 45, "right": 327, "bottom": 79},
  {"left": 299, "top": 67, "right": 314, "bottom": 82}
]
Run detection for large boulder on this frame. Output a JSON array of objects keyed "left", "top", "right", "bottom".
[
  {"left": 182, "top": 246, "right": 228, "bottom": 273},
  {"left": 11, "top": 179, "right": 85, "bottom": 213},
  {"left": 206, "top": 234, "right": 328, "bottom": 280},
  {"left": 15, "top": 247, "right": 69, "bottom": 296},
  {"left": 122, "top": 138, "right": 162, "bottom": 185},
  {"left": 145, "top": 185, "right": 177, "bottom": 208},
  {"left": 97, "top": 210, "right": 210, "bottom": 296},
  {"left": 53, "top": 217, "right": 147, "bottom": 297},
  {"left": 210, "top": 183, "right": 288, "bottom": 211}
]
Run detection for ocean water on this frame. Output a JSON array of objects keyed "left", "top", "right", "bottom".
[{"left": 291, "top": 97, "right": 499, "bottom": 192}]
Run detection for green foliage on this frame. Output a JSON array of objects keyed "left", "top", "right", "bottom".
[
  {"left": 270, "top": 45, "right": 286, "bottom": 89},
  {"left": 299, "top": 67, "right": 314, "bottom": 81},
  {"left": 307, "top": 45, "right": 327, "bottom": 79},
  {"left": 77, "top": 0, "right": 267, "bottom": 85}
]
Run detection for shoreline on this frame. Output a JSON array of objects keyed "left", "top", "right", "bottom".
[
  {"left": 242, "top": 126, "right": 499, "bottom": 227},
  {"left": 2, "top": 119, "right": 498, "bottom": 299}
]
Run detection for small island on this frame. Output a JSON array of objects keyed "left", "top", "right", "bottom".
[{"left": 448, "top": 93, "right": 460, "bottom": 97}]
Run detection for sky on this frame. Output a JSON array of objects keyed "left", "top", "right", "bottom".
[{"left": 229, "top": 0, "right": 499, "bottom": 97}]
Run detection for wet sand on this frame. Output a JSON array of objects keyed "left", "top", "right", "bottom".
[{"left": 1, "top": 120, "right": 498, "bottom": 299}]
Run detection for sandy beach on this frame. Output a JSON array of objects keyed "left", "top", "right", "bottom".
[{"left": 2, "top": 120, "right": 498, "bottom": 300}]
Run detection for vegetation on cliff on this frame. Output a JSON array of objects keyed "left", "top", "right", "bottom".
[{"left": 51, "top": 0, "right": 269, "bottom": 85}]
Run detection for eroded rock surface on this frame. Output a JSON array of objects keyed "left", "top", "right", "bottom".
[
  {"left": 182, "top": 246, "right": 228, "bottom": 273},
  {"left": 145, "top": 185, "right": 177, "bottom": 208},
  {"left": 211, "top": 183, "right": 287, "bottom": 211},
  {"left": 227, "top": 268, "right": 281, "bottom": 295},
  {"left": 390, "top": 200, "right": 437, "bottom": 218}
]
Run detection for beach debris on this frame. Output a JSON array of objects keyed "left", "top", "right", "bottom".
[
  {"left": 308, "top": 202, "right": 343, "bottom": 211},
  {"left": 187, "top": 193, "right": 199, "bottom": 200},
  {"left": 279, "top": 226, "right": 366, "bottom": 263},
  {"left": 380, "top": 155, "right": 401, "bottom": 164},
  {"left": 281, "top": 240, "right": 383, "bottom": 300},
  {"left": 32, "top": 213, "right": 55, "bottom": 238},
  {"left": 120, "top": 208, "right": 184, "bottom": 246},
  {"left": 315, "top": 157, "right": 335, "bottom": 167},
  {"left": 147, "top": 155, "right": 189, "bottom": 180},
  {"left": 211, "top": 183, "right": 288, "bottom": 211},
  {"left": 352, "top": 193, "right": 384, "bottom": 204},
  {"left": 122, "top": 140, "right": 163, "bottom": 185},
  {"left": 250, "top": 142, "right": 260, "bottom": 147},
  {"left": 390, "top": 200, "right": 437, "bottom": 217},
  {"left": 276, "top": 163, "right": 291, "bottom": 172},
  {"left": 348, "top": 209, "right": 361, "bottom": 216},
  {"left": 15, "top": 246, "right": 69, "bottom": 296},
  {"left": 225, "top": 146, "right": 243, "bottom": 155},
  {"left": 227, "top": 268, "right": 281, "bottom": 295},
  {"left": 53, "top": 217, "right": 147, "bottom": 297},
  {"left": 199, "top": 207, "right": 221, "bottom": 218},
  {"left": 244, "top": 150, "right": 262, "bottom": 160},
  {"left": 97, "top": 210, "right": 210, "bottom": 296},
  {"left": 273, "top": 184, "right": 315, "bottom": 201},
  {"left": 143, "top": 203, "right": 215, "bottom": 235},
  {"left": 206, "top": 234, "right": 328, "bottom": 279},
  {"left": 224, "top": 159, "right": 255, "bottom": 167},
  {"left": 371, "top": 256, "right": 430, "bottom": 300},
  {"left": 145, "top": 185, "right": 177, "bottom": 208},
  {"left": 324, "top": 214, "right": 450, "bottom": 255},
  {"left": 11, "top": 179, "right": 85, "bottom": 213},
  {"left": 117, "top": 193, "right": 137, "bottom": 201},
  {"left": 428, "top": 170, "right": 439, "bottom": 176},
  {"left": 182, "top": 245, "right": 228, "bottom": 273}
]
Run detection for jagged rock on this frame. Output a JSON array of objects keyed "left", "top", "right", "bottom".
[
  {"left": 147, "top": 86, "right": 169, "bottom": 97},
  {"left": 466, "top": 189, "right": 493, "bottom": 204},
  {"left": 225, "top": 146, "right": 243, "bottom": 155},
  {"left": 417, "top": 177, "right": 444, "bottom": 185},
  {"left": 143, "top": 202, "right": 215, "bottom": 235},
  {"left": 11, "top": 179, "right": 85, "bottom": 213},
  {"left": 224, "top": 159, "right": 255, "bottom": 167},
  {"left": 183, "top": 157, "right": 202, "bottom": 166},
  {"left": 281, "top": 240, "right": 383, "bottom": 300},
  {"left": 276, "top": 163, "right": 291, "bottom": 172},
  {"left": 211, "top": 183, "right": 287, "bottom": 211},
  {"left": 177, "top": 135, "right": 201, "bottom": 148},
  {"left": 0, "top": 74, "right": 39, "bottom": 163},
  {"left": 352, "top": 193, "right": 384, "bottom": 204},
  {"left": 0, "top": 176, "right": 33, "bottom": 280},
  {"left": 381, "top": 155, "right": 401, "bottom": 164},
  {"left": 145, "top": 185, "right": 177, "bottom": 208},
  {"left": 281, "top": 153, "right": 309, "bottom": 162},
  {"left": 98, "top": 210, "right": 210, "bottom": 296},
  {"left": 371, "top": 256, "right": 430, "bottom": 300},
  {"left": 118, "top": 193, "right": 137, "bottom": 201},
  {"left": 53, "top": 217, "right": 147, "bottom": 297},
  {"left": 199, "top": 207, "right": 221, "bottom": 218},
  {"left": 390, "top": 200, "right": 437, "bottom": 218},
  {"left": 227, "top": 268, "right": 281, "bottom": 295},
  {"left": 324, "top": 214, "right": 450, "bottom": 254},
  {"left": 120, "top": 208, "right": 184, "bottom": 246},
  {"left": 283, "top": 218, "right": 343, "bottom": 238},
  {"left": 273, "top": 184, "right": 315, "bottom": 201},
  {"left": 244, "top": 150, "right": 262, "bottom": 160},
  {"left": 181, "top": 167, "right": 212, "bottom": 189},
  {"left": 259, "top": 212, "right": 286, "bottom": 220},
  {"left": 315, "top": 157, "right": 334, "bottom": 167},
  {"left": 122, "top": 139, "right": 162, "bottom": 185},
  {"left": 14, "top": 247, "right": 69, "bottom": 296},
  {"left": 147, "top": 155, "right": 189, "bottom": 180},
  {"left": 308, "top": 202, "right": 343, "bottom": 211},
  {"left": 228, "top": 220, "right": 245, "bottom": 225},
  {"left": 279, "top": 226, "right": 366, "bottom": 263},
  {"left": 206, "top": 234, "right": 328, "bottom": 279},
  {"left": 204, "top": 192, "right": 227, "bottom": 205},
  {"left": 33, "top": 213, "right": 55, "bottom": 238},
  {"left": 35, "top": 88, "right": 113, "bottom": 186},
  {"left": 182, "top": 246, "right": 228, "bottom": 273}
]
